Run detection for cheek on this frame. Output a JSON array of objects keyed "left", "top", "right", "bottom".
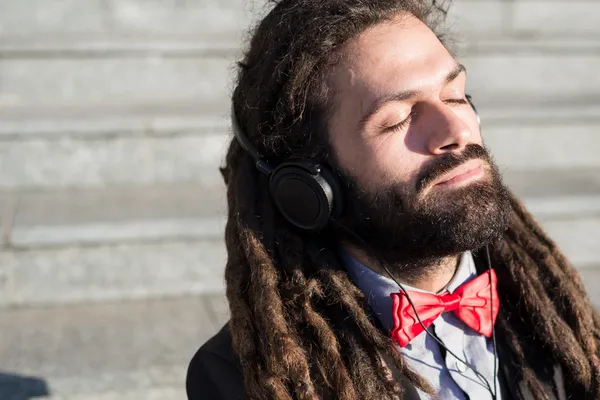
[
  {"left": 351, "top": 134, "right": 421, "bottom": 190},
  {"left": 330, "top": 133, "right": 367, "bottom": 177}
]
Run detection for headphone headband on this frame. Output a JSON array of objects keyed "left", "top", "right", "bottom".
[
  {"left": 230, "top": 103, "right": 342, "bottom": 231},
  {"left": 230, "top": 104, "right": 274, "bottom": 176}
]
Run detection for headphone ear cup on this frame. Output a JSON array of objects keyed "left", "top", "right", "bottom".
[
  {"left": 315, "top": 164, "right": 344, "bottom": 219},
  {"left": 269, "top": 161, "right": 340, "bottom": 231}
]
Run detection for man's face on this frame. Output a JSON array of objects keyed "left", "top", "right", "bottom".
[{"left": 327, "top": 13, "right": 510, "bottom": 276}]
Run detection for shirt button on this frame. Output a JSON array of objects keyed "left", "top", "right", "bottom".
[{"left": 455, "top": 359, "right": 468, "bottom": 373}]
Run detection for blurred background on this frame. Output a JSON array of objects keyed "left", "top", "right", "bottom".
[{"left": 0, "top": 0, "right": 599, "bottom": 399}]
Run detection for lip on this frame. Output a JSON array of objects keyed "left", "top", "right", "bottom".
[{"left": 434, "top": 159, "right": 484, "bottom": 187}]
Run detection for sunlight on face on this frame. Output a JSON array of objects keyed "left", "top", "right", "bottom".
[{"left": 327, "top": 12, "right": 483, "bottom": 198}]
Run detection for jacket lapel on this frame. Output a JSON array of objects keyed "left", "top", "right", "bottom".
[
  {"left": 496, "top": 337, "right": 564, "bottom": 400},
  {"left": 378, "top": 350, "right": 424, "bottom": 400}
]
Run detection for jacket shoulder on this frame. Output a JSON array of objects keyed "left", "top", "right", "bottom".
[{"left": 186, "top": 322, "right": 246, "bottom": 400}]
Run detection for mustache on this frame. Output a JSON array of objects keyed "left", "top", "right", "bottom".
[{"left": 415, "top": 144, "right": 491, "bottom": 193}]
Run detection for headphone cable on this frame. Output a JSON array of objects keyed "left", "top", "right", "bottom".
[{"left": 331, "top": 220, "right": 498, "bottom": 400}]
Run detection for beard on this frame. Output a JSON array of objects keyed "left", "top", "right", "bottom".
[{"left": 334, "top": 144, "right": 511, "bottom": 281}]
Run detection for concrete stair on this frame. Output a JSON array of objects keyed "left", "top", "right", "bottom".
[
  {"left": 0, "top": 0, "right": 599, "bottom": 308},
  {"left": 1, "top": 1, "right": 599, "bottom": 399},
  {"left": 2, "top": 292, "right": 600, "bottom": 400},
  {"left": 0, "top": 294, "right": 229, "bottom": 400},
  {"left": 0, "top": 182, "right": 228, "bottom": 307}
]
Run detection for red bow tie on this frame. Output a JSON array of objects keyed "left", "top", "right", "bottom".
[{"left": 390, "top": 269, "right": 499, "bottom": 347}]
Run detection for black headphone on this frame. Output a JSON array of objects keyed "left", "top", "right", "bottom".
[{"left": 231, "top": 95, "right": 480, "bottom": 232}]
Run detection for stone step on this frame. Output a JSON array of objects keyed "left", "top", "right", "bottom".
[
  {"left": 0, "top": 169, "right": 599, "bottom": 307},
  {"left": 460, "top": 52, "right": 600, "bottom": 100},
  {"left": 0, "top": 239, "right": 228, "bottom": 307},
  {"left": 0, "top": 182, "right": 228, "bottom": 307},
  {"left": 37, "top": 387, "right": 186, "bottom": 400},
  {"left": 0, "top": 0, "right": 597, "bottom": 38},
  {"left": 2, "top": 171, "right": 599, "bottom": 249},
  {"left": 449, "top": 0, "right": 600, "bottom": 36},
  {"left": 0, "top": 102, "right": 230, "bottom": 139},
  {"left": 2, "top": 32, "right": 599, "bottom": 56},
  {"left": 2, "top": 41, "right": 599, "bottom": 109},
  {"left": 1, "top": 95, "right": 598, "bottom": 139},
  {"left": 0, "top": 56, "right": 232, "bottom": 109},
  {"left": 3, "top": 182, "right": 227, "bottom": 248},
  {"left": 0, "top": 294, "right": 229, "bottom": 399},
  {"left": 2, "top": 111, "right": 599, "bottom": 189},
  {"left": 1, "top": 288, "right": 599, "bottom": 400},
  {"left": 0, "top": 0, "right": 259, "bottom": 37},
  {"left": 0, "top": 132, "right": 228, "bottom": 189}
]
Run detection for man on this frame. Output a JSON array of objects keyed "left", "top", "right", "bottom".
[{"left": 187, "top": 0, "right": 600, "bottom": 399}]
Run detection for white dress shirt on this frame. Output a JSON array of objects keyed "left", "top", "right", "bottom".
[{"left": 342, "top": 251, "right": 502, "bottom": 400}]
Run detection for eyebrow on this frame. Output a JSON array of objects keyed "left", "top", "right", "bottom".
[{"left": 357, "top": 63, "right": 467, "bottom": 131}]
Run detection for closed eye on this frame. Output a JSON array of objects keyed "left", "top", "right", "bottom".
[
  {"left": 444, "top": 98, "right": 468, "bottom": 105},
  {"left": 382, "top": 98, "right": 468, "bottom": 133},
  {"left": 383, "top": 111, "right": 415, "bottom": 133}
]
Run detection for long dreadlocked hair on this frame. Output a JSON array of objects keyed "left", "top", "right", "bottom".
[{"left": 221, "top": 0, "right": 600, "bottom": 398}]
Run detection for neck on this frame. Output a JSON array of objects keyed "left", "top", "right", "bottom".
[{"left": 343, "top": 245, "right": 461, "bottom": 293}]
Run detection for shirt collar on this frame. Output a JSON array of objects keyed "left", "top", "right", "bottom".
[{"left": 341, "top": 250, "right": 478, "bottom": 331}]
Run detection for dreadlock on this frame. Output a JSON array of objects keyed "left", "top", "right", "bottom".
[{"left": 221, "top": 0, "right": 600, "bottom": 398}]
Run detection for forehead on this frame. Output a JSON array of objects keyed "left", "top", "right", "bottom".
[{"left": 329, "top": 13, "right": 457, "bottom": 110}]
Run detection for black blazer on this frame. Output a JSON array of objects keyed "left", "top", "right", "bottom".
[{"left": 186, "top": 322, "right": 567, "bottom": 400}]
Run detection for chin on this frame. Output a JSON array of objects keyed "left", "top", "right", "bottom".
[
  {"left": 429, "top": 179, "right": 511, "bottom": 249},
  {"left": 403, "top": 171, "right": 512, "bottom": 258}
]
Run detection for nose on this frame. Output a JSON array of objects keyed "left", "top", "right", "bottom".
[{"left": 425, "top": 104, "right": 473, "bottom": 155}]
